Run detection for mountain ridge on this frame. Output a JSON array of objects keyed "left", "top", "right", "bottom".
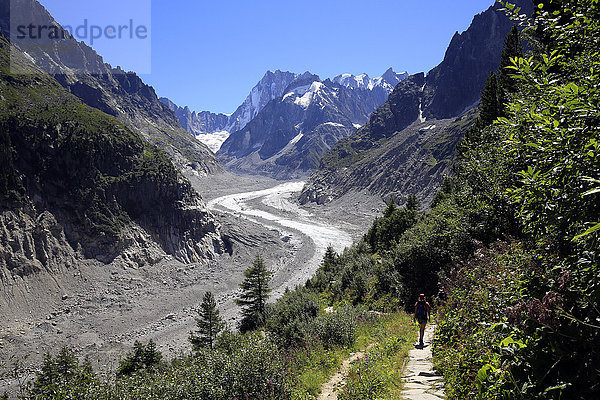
[
  {"left": 161, "top": 68, "right": 407, "bottom": 155},
  {"left": 0, "top": 0, "right": 221, "bottom": 174},
  {"left": 213, "top": 68, "right": 408, "bottom": 178},
  {"left": 300, "top": 0, "right": 534, "bottom": 205}
]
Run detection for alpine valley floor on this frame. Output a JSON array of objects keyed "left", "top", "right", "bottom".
[{"left": 0, "top": 172, "right": 385, "bottom": 392}]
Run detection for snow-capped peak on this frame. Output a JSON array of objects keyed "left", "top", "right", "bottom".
[
  {"left": 333, "top": 68, "right": 408, "bottom": 93},
  {"left": 226, "top": 70, "right": 299, "bottom": 132},
  {"left": 293, "top": 81, "right": 324, "bottom": 108}
]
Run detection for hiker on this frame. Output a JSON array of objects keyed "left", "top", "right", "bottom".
[{"left": 414, "top": 293, "right": 430, "bottom": 346}]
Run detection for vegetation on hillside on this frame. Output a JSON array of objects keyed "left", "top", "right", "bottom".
[
  {"left": 2, "top": 294, "right": 415, "bottom": 399},
  {"left": 0, "top": 37, "right": 209, "bottom": 262},
  {"left": 304, "top": 1, "right": 599, "bottom": 398},
  {"left": 2, "top": 0, "right": 598, "bottom": 398}
]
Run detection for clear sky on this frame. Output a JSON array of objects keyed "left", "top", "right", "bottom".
[{"left": 40, "top": 0, "right": 496, "bottom": 114}]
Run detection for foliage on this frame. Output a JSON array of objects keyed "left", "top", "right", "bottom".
[
  {"left": 236, "top": 255, "right": 274, "bottom": 332},
  {"left": 311, "top": 307, "right": 362, "bottom": 349},
  {"left": 117, "top": 340, "right": 163, "bottom": 377},
  {"left": 364, "top": 196, "right": 420, "bottom": 254},
  {"left": 267, "top": 287, "right": 320, "bottom": 348},
  {"left": 28, "top": 347, "right": 97, "bottom": 399},
  {"left": 339, "top": 313, "right": 415, "bottom": 400},
  {"left": 433, "top": 242, "right": 534, "bottom": 398},
  {"left": 431, "top": 1, "right": 600, "bottom": 398},
  {"left": 189, "top": 291, "right": 226, "bottom": 350}
]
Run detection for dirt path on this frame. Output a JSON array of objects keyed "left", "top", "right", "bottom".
[
  {"left": 317, "top": 343, "right": 376, "bottom": 400},
  {"left": 401, "top": 324, "right": 445, "bottom": 399}
]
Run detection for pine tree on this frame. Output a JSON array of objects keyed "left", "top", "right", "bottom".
[
  {"left": 117, "top": 340, "right": 162, "bottom": 376},
  {"left": 322, "top": 245, "right": 337, "bottom": 272},
  {"left": 479, "top": 72, "right": 503, "bottom": 126},
  {"left": 406, "top": 194, "right": 421, "bottom": 212},
  {"left": 383, "top": 197, "right": 397, "bottom": 218},
  {"left": 235, "top": 255, "right": 273, "bottom": 332},
  {"left": 189, "top": 291, "right": 225, "bottom": 350},
  {"left": 499, "top": 25, "right": 524, "bottom": 94}
]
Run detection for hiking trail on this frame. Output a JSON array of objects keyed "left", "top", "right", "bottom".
[
  {"left": 316, "top": 343, "right": 376, "bottom": 400},
  {"left": 401, "top": 323, "right": 445, "bottom": 399}
]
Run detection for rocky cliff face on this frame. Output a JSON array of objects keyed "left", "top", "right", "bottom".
[
  {"left": 227, "top": 70, "right": 300, "bottom": 133},
  {"left": 422, "top": 1, "right": 533, "bottom": 119},
  {"left": 0, "top": 37, "right": 224, "bottom": 279},
  {"left": 0, "top": 0, "right": 221, "bottom": 174},
  {"left": 216, "top": 69, "right": 407, "bottom": 178},
  {"left": 301, "top": 0, "right": 533, "bottom": 205}
]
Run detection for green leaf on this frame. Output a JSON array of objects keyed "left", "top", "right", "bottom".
[
  {"left": 500, "top": 335, "right": 527, "bottom": 348},
  {"left": 573, "top": 223, "right": 600, "bottom": 241}
]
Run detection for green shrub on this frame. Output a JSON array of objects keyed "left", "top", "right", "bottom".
[
  {"left": 117, "top": 340, "right": 163, "bottom": 377},
  {"left": 311, "top": 307, "right": 366, "bottom": 349},
  {"left": 267, "top": 287, "right": 320, "bottom": 348}
]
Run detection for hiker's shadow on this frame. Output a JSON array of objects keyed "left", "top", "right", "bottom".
[{"left": 414, "top": 343, "right": 428, "bottom": 349}]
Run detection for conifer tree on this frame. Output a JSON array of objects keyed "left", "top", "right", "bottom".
[
  {"left": 479, "top": 72, "right": 503, "bottom": 126},
  {"left": 499, "top": 25, "right": 524, "bottom": 94},
  {"left": 189, "top": 291, "right": 225, "bottom": 350},
  {"left": 322, "top": 245, "right": 337, "bottom": 272},
  {"left": 383, "top": 197, "right": 398, "bottom": 218},
  {"left": 117, "top": 340, "right": 162, "bottom": 376},
  {"left": 235, "top": 255, "right": 273, "bottom": 332},
  {"left": 406, "top": 194, "right": 421, "bottom": 212}
]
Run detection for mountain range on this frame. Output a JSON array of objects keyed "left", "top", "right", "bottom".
[
  {"left": 300, "top": 0, "right": 534, "bottom": 205},
  {"left": 161, "top": 68, "right": 407, "bottom": 161},
  {"left": 217, "top": 70, "right": 404, "bottom": 178}
]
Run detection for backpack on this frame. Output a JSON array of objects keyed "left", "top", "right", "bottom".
[{"left": 416, "top": 301, "right": 427, "bottom": 320}]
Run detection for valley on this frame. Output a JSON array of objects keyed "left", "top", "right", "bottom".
[
  {"left": 0, "top": 173, "right": 382, "bottom": 390},
  {"left": 2, "top": 0, "right": 597, "bottom": 398}
]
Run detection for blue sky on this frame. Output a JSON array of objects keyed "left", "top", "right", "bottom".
[{"left": 40, "top": 0, "right": 496, "bottom": 114}]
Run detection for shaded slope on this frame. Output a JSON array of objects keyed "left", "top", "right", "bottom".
[
  {"left": 0, "top": 0, "right": 221, "bottom": 174},
  {"left": 0, "top": 37, "right": 224, "bottom": 280}
]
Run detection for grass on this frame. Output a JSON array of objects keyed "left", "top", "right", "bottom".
[
  {"left": 341, "top": 312, "right": 416, "bottom": 400},
  {"left": 289, "top": 312, "right": 416, "bottom": 400}
]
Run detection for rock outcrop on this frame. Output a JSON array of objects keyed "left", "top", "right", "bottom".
[{"left": 0, "top": 36, "right": 224, "bottom": 275}]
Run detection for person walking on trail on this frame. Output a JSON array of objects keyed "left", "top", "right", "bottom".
[{"left": 414, "top": 293, "right": 430, "bottom": 347}]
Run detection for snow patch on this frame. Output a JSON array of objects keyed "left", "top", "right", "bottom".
[
  {"left": 322, "top": 122, "right": 345, "bottom": 128},
  {"left": 283, "top": 84, "right": 311, "bottom": 100},
  {"left": 289, "top": 133, "right": 304, "bottom": 145},
  {"left": 294, "top": 82, "right": 322, "bottom": 109},
  {"left": 194, "top": 130, "right": 230, "bottom": 152}
]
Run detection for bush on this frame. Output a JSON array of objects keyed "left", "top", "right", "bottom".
[
  {"left": 117, "top": 340, "right": 163, "bottom": 377},
  {"left": 267, "top": 287, "right": 320, "bottom": 348},
  {"left": 312, "top": 307, "right": 366, "bottom": 349}
]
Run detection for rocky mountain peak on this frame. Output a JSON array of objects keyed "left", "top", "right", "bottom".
[
  {"left": 380, "top": 67, "right": 408, "bottom": 87},
  {"left": 301, "top": 0, "right": 534, "bottom": 206}
]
